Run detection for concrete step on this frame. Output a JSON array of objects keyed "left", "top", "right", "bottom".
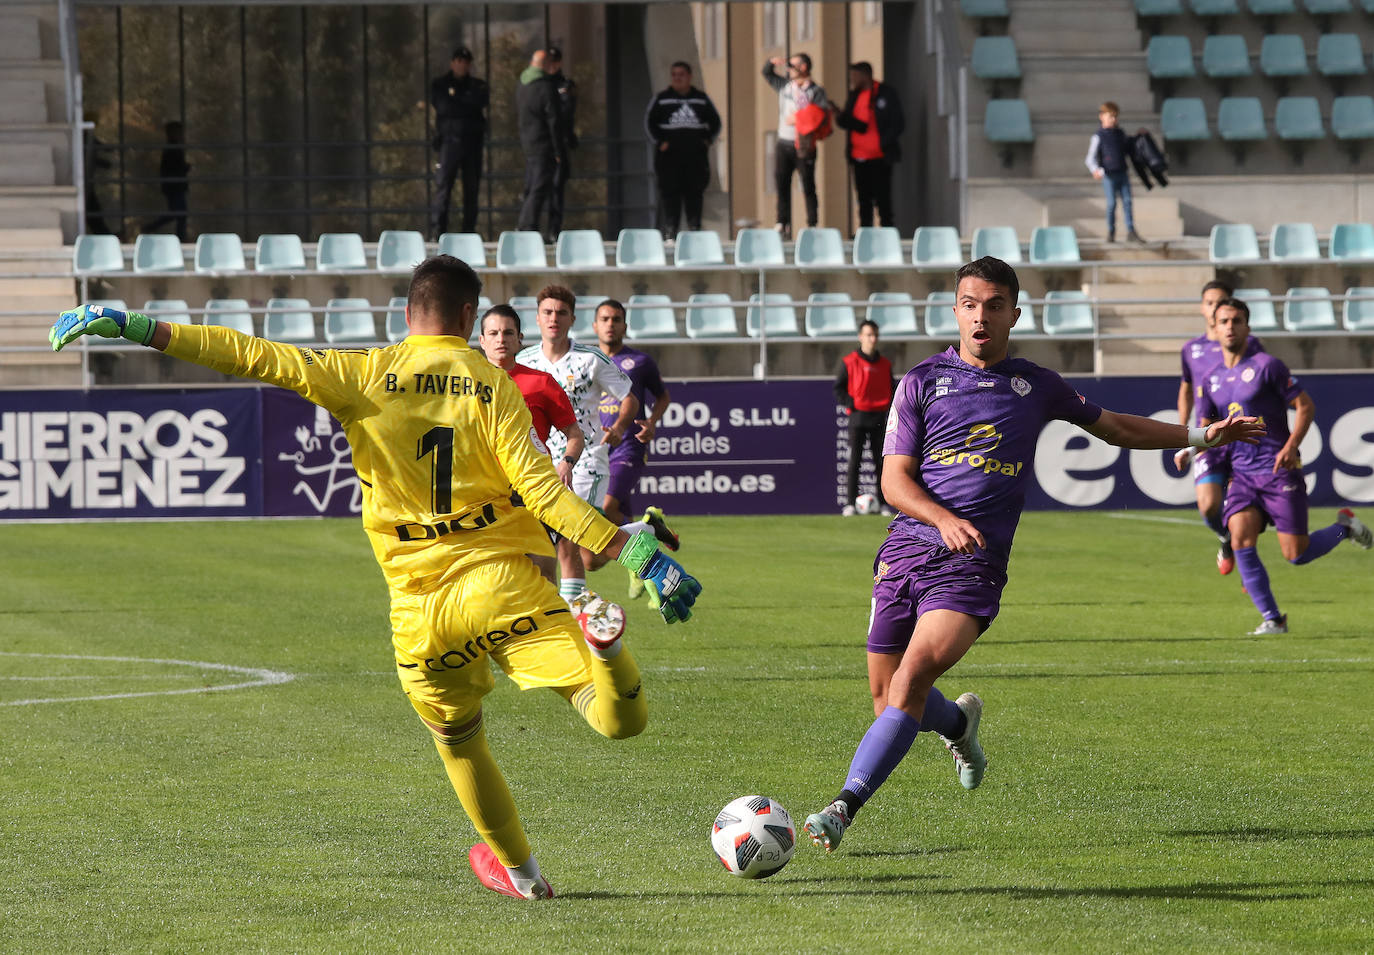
[
  {"left": 0, "top": 275, "right": 71, "bottom": 295},
  {"left": 0, "top": 143, "right": 56, "bottom": 186},
  {"left": 1010, "top": 2, "right": 1142, "bottom": 54},
  {"left": 0, "top": 76, "right": 47, "bottom": 123},
  {"left": 1062, "top": 215, "right": 1187, "bottom": 239},
  {"left": 0, "top": 14, "right": 40, "bottom": 60},
  {"left": 0, "top": 225, "right": 62, "bottom": 246}
]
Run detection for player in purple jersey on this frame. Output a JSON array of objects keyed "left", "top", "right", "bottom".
[
  {"left": 802, "top": 257, "right": 1265, "bottom": 854},
  {"left": 1198, "top": 298, "right": 1372, "bottom": 635},
  {"left": 589, "top": 300, "right": 681, "bottom": 598}
]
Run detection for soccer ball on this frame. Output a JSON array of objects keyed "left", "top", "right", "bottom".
[
  {"left": 855, "top": 492, "right": 879, "bottom": 515},
  {"left": 710, "top": 795, "right": 795, "bottom": 879}
]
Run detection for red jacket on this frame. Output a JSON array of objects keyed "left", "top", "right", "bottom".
[{"left": 834, "top": 350, "right": 894, "bottom": 413}]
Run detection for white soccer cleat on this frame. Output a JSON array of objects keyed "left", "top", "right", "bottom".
[
  {"left": 572, "top": 592, "right": 626, "bottom": 651},
  {"left": 803, "top": 800, "right": 852, "bottom": 853},
  {"left": 939, "top": 693, "right": 987, "bottom": 790},
  {"left": 841, "top": 505, "right": 857, "bottom": 517},
  {"left": 1250, "top": 614, "right": 1289, "bottom": 635},
  {"left": 1338, "top": 508, "right": 1373, "bottom": 550}
]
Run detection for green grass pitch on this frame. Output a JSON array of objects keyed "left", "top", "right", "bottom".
[{"left": 2, "top": 511, "right": 1372, "bottom": 952}]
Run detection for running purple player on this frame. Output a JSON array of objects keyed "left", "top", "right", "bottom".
[
  {"left": 1198, "top": 297, "right": 1372, "bottom": 635},
  {"left": 592, "top": 299, "right": 680, "bottom": 598},
  {"left": 802, "top": 257, "right": 1265, "bottom": 853}
]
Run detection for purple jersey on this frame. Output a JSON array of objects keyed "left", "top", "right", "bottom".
[
  {"left": 598, "top": 347, "right": 666, "bottom": 462},
  {"left": 1197, "top": 351, "right": 1303, "bottom": 474},
  {"left": 1180, "top": 334, "right": 1264, "bottom": 426},
  {"left": 883, "top": 347, "right": 1103, "bottom": 568}
]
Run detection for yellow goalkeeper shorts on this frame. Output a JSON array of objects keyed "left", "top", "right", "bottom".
[{"left": 391, "top": 556, "right": 593, "bottom": 727}]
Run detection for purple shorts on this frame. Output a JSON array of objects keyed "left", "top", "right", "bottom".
[
  {"left": 1223, "top": 467, "right": 1309, "bottom": 535},
  {"left": 1193, "top": 445, "right": 1230, "bottom": 486},
  {"left": 866, "top": 533, "right": 1007, "bottom": 654},
  {"left": 605, "top": 454, "right": 645, "bottom": 511}
]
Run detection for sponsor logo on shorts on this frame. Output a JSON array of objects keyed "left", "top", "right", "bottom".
[{"left": 399, "top": 614, "right": 544, "bottom": 672}]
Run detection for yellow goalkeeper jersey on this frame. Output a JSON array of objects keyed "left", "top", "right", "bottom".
[{"left": 163, "top": 325, "right": 617, "bottom": 594}]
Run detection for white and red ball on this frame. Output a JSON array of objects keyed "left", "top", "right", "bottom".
[{"left": 710, "top": 795, "right": 795, "bottom": 879}]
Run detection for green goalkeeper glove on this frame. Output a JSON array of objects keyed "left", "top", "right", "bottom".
[
  {"left": 617, "top": 530, "right": 702, "bottom": 625},
  {"left": 50, "top": 304, "right": 156, "bottom": 352}
]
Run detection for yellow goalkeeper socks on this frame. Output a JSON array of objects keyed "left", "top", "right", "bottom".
[
  {"left": 431, "top": 712, "right": 531, "bottom": 868},
  {"left": 559, "top": 645, "right": 647, "bottom": 740}
]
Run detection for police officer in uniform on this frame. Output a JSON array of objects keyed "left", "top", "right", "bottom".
[{"left": 430, "top": 46, "right": 489, "bottom": 238}]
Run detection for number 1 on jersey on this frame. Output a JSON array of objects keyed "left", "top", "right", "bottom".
[{"left": 418, "top": 425, "right": 454, "bottom": 515}]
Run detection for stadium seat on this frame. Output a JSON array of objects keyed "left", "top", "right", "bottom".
[
  {"left": 685, "top": 293, "right": 739, "bottom": 338},
  {"left": 324, "top": 298, "right": 377, "bottom": 343},
  {"left": 1042, "top": 290, "right": 1095, "bottom": 334},
  {"left": 1218, "top": 98, "right": 1266, "bottom": 140},
  {"left": 1203, "top": 36, "right": 1252, "bottom": 78},
  {"left": 437, "top": 232, "right": 486, "bottom": 267},
  {"left": 555, "top": 229, "right": 607, "bottom": 269},
  {"left": 1269, "top": 222, "right": 1321, "bottom": 260},
  {"left": 140, "top": 299, "right": 192, "bottom": 325},
  {"left": 132, "top": 234, "right": 184, "bottom": 272},
  {"left": 193, "top": 233, "right": 245, "bottom": 273},
  {"left": 1029, "top": 226, "right": 1081, "bottom": 264},
  {"left": 73, "top": 234, "right": 123, "bottom": 273},
  {"left": 1148, "top": 36, "right": 1196, "bottom": 79},
  {"left": 1135, "top": 0, "right": 1184, "bottom": 12},
  {"left": 264, "top": 298, "right": 315, "bottom": 342},
  {"left": 255, "top": 233, "right": 306, "bottom": 272},
  {"left": 804, "top": 292, "right": 858, "bottom": 338},
  {"left": 1259, "top": 35, "right": 1308, "bottom": 77},
  {"left": 913, "top": 226, "right": 963, "bottom": 268},
  {"left": 1302, "top": 0, "right": 1351, "bottom": 11},
  {"left": 1342, "top": 287, "right": 1374, "bottom": 330},
  {"left": 1209, "top": 223, "right": 1262, "bottom": 262},
  {"left": 1247, "top": 0, "right": 1296, "bottom": 12},
  {"left": 1233, "top": 288, "right": 1280, "bottom": 329},
  {"left": 984, "top": 99, "right": 1034, "bottom": 142},
  {"left": 625, "top": 294, "right": 677, "bottom": 339},
  {"left": 1283, "top": 287, "right": 1337, "bottom": 331},
  {"left": 204, "top": 299, "right": 254, "bottom": 335},
  {"left": 971, "top": 225, "right": 1022, "bottom": 263},
  {"left": 1275, "top": 97, "right": 1324, "bottom": 140},
  {"left": 1012, "top": 290, "right": 1038, "bottom": 335},
  {"left": 315, "top": 233, "right": 366, "bottom": 271},
  {"left": 572, "top": 294, "right": 605, "bottom": 338},
  {"left": 923, "top": 292, "right": 958, "bottom": 337},
  {"left": 1317, "top": 34, "right": 1366, "bottom": 77},
  {"left": 615, "top": 228, "right": 667, "bottom": 268},
  {"left": 674, "top": 230, "right": 725, "bottom": 266},
  {"left": 385, "top": 296, "right": 408, "bottom": 342},
  {"left": 960, "top": 0, "right": 1009, "bottom": 15},
  {"left": 866, "top": 292, "right": 919, "bottom": 335},
  {"left": 971, "top": 36, "right": 1021, "bottom": 80},
  {"left": 1161, "top": 98, "right": 1210, "bottom": 140},
  {"left": 509, "top": 296, "right": 539, "bottom": 337},
  {"left": 852, "top": 227, "right": 903, "bottom": 268},
  {"left": 1332, "top": 96, "right": 1374, "bottom": 140},
  {"left": 1330, "top": 222, "right": 1374, "bottom": 260},
  {"left": 376, "top": 230, "right": 427, "bottom": 271},
  {"left": 745, "top": 293, "right": 801, "bottom": 337},
  {"left": 496, "top": 231, "right": 547, "bottom": 269},
  {"left": 1191, "top": 0, "right": 1240, "bottom": 12},
  {"left": 735, "top": 228, "right": 786, "bottom": 267},
  {"left": 794, "top": 227, "right": 845, "bottom": 268}
]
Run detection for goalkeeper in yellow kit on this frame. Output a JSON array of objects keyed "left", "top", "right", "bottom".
[{"left": 49, "top": 255, "right": 701, "bottom": 901}]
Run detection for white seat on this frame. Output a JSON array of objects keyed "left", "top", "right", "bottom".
[
  {"left": 324, "top": 298, "right": 377, "bottom": 342},
  {"left": 204, "top": 299, "right": 254, "bottom": 335}
]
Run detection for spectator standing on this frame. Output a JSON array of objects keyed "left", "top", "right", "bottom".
[
  {"left": 833, "top": 319, "right": 896, "bottom": 516},
  {"left": 832, "top": 62, "right": 904, "bottom": 230},
  {"left": 143, "top": 121, "right": 189, "bottom": 241},
  {"left": 544, "top": 47, "right": 578, "bottom": 237},
  {"left": 762, "top": 53, "right": 828, "bottom": 239},
  {"left": 516, "top": 50, "right": 569, "bottom": 239},
  {"left": 1085, "top": 101, "right": 1144, "bottom": 244},
  {"left": 429, "top": 46, "right": 489, "bottom": 238},
  {"left": 643, "top": 62, "right": 721, "bottom": 239}
]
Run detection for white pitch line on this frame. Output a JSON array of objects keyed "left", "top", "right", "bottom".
[
  {"left": 0, "top": 652, "right": 295, "bottom": 706},
  {"left": 643, "top": 656, "right": 1374, "bottom": 675},
  {"left": 1103, "top": 512, "right": 1202, "bottom": 527}
]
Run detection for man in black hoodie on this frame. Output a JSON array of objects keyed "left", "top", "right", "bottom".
[
  {"left": 644, "top": 62, "right": 721, "bottom": 239},
  {"left": 516, "top": 49, "right": 568, "bottom": 238},
  {"left": 832, "top": 62, "right": 903, "bottom": 230}
]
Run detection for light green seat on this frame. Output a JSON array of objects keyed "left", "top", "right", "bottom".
[
  {"left": 615, "top": 229, "right": 666, "bottom": 268},
  {"left": 1283, "top": 287, "right": 1336, "bottom": 331},
  {"left": 1203, "top": 36, "right": 1252, "bottom": 78},
  {"left": 572, "top": 294, "right": 606, "bottom": 339},
  {"left": 1269, "top": 222, "right": 1320, "bottom": 260},
  {"left": 73, "top": 234, "right": 123, "bottom": 274},
  {"left": 960, "top": 0, "right": 1009, "bottom": 15},
  {"left": 675, "top": 230, "right": 725, "bottom": 266},
  {"left": 133, "top": 234, "right": 184, "bottom": 272},
  {"left": 509, "top": 296, "right": 539, "bottom": 338},
  {"left": 324, "top": 298, "right": 376, "bottom": 342},
  {"left": 141, "top": 299, "right": 192, "bottom": 324},
  {"left": 1136, "top": 0, "right": 1184, "bottom": 12},
  {"left": 1012, "top": 290, "right": 1037, "bottom": 335},
  {"left": 1148, "top": 36, "right": 1195, "bottom": 79},
  {"left": 971, "top": 36, "right": 1021, "bottom": 80},
  {"left": 1218, "top": 97, "right": 1266, "bottom": 140},
  {"left": 1303, "top": 0, "right": 1351, "bottom": 11},
  {"left": 1317, "top": 34, "right": 1365, "bottom": 77},
  {"left": 1029, "top": 226, "right": 1081, "bottom": 264},
  {"left": 1192, "top": 0, "right": 1240, "bottom": 12},
  {"left": 315, "top": 233, "right": 366, "bottom": 270},
  {"left": 1330, "top": 223, "right": 1374, "bottom": 261},
  {"left": 984, "top": 99, "right": 1034, "bottom": 142},
  {"left": 1043, "top": 290, "right": 1095, "bottom": 334},
  {"left": 1162, "top": 98, "right": 1210, "bottom": 141},
  {"left": 438, "top": 232, "right": 486, "bottom": 267},
  {"left": 804, "top": 293, "right": 858, "bottom": 338},
  {"left": 685, "top": 293, "right": 738, "bottom": 338},
  {"left": 1209, "top": 223, "right": 1261, "bottom": 262},
  {"left": 735, "top": 228, "right": 786, "bottom": 267},
  {"left": 866, "top": 292, "right": 919, "bottom": 335},
  {"left": 971, "top": 225, "right": 1022, "bottom": 263},
  {"left": 264, "top": 298, "right": 315, "bottom": 342},
  {"left": 1332, "top": 96, "right": 1374, "bottom": 140},
  {"left": 924, "top": 291, "right": 958, "bottom": 337},
  {"left": 1260, "top": 35, "right": 1308, "bottom": 77},
  {"left": 194, "top": 233, "right": 245, "bottom": 273},
  {"left": 204, "top": 299, "right": 253, "bottom": 335},
  {"left": 496, "top": 231, "right": 547, "bottom": 269},
  {"left": 794, "top": 227, "right": 845, "bottom": 268},
  {"left": 376, "top": 230, "right": 427, "bottom": 271},
  {"left": 1248, "top": 0, "right": 1296, "bottom": 12},
  {"left": 853, "top": 227, "right": 903, "bottom": 268},
  {"left": 555, "top": 229, "right": 607, "bottom": 269},
  {"left": 913, "top": 226, "right": 963, "bottom": 268},
  {"left": 1342, "top": 287, "right": 1374, "bottom": 330},
  {"left": 746, "top": 293, "right": 801, "bottom": 337},
  {"left": 1275, "top": 97, "right": 1324, "bottom": 140},
  {"left": 625, "top": 294, "right": 677, "bottom": 339},
  {"left": 255, "top": 234, "right": 305, "bottom": 272},
  {"left": 1232, "top": 288, "right": 1280, "bottom": 330},
  {"left": 386, "top": 296, "right": 408, "bottom": 342}
]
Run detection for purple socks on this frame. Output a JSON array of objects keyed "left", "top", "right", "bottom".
[
  {"left": 1235, "top": 546, "right": 1280, "bottom": 620},
  {"left": 840, "top": 706, "right": 920, "bottom": 809},
  {"left": 921, "top": 686, "right": 967, "bottom": 739},
  {"left": 1290, "top": 522, "right": 1348, "bottom": 565}
]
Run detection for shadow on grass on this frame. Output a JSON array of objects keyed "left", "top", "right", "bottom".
[{"left": 1172, "top": 827, "right": 1374, "bottom": 842}]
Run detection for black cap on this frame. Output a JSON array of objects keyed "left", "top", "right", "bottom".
[
  {"left": 545, "top": 45, "right": 563, "bottom": 61},
  {"left": 452, "top": 45, "right": 473, "bottom": 61}
]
